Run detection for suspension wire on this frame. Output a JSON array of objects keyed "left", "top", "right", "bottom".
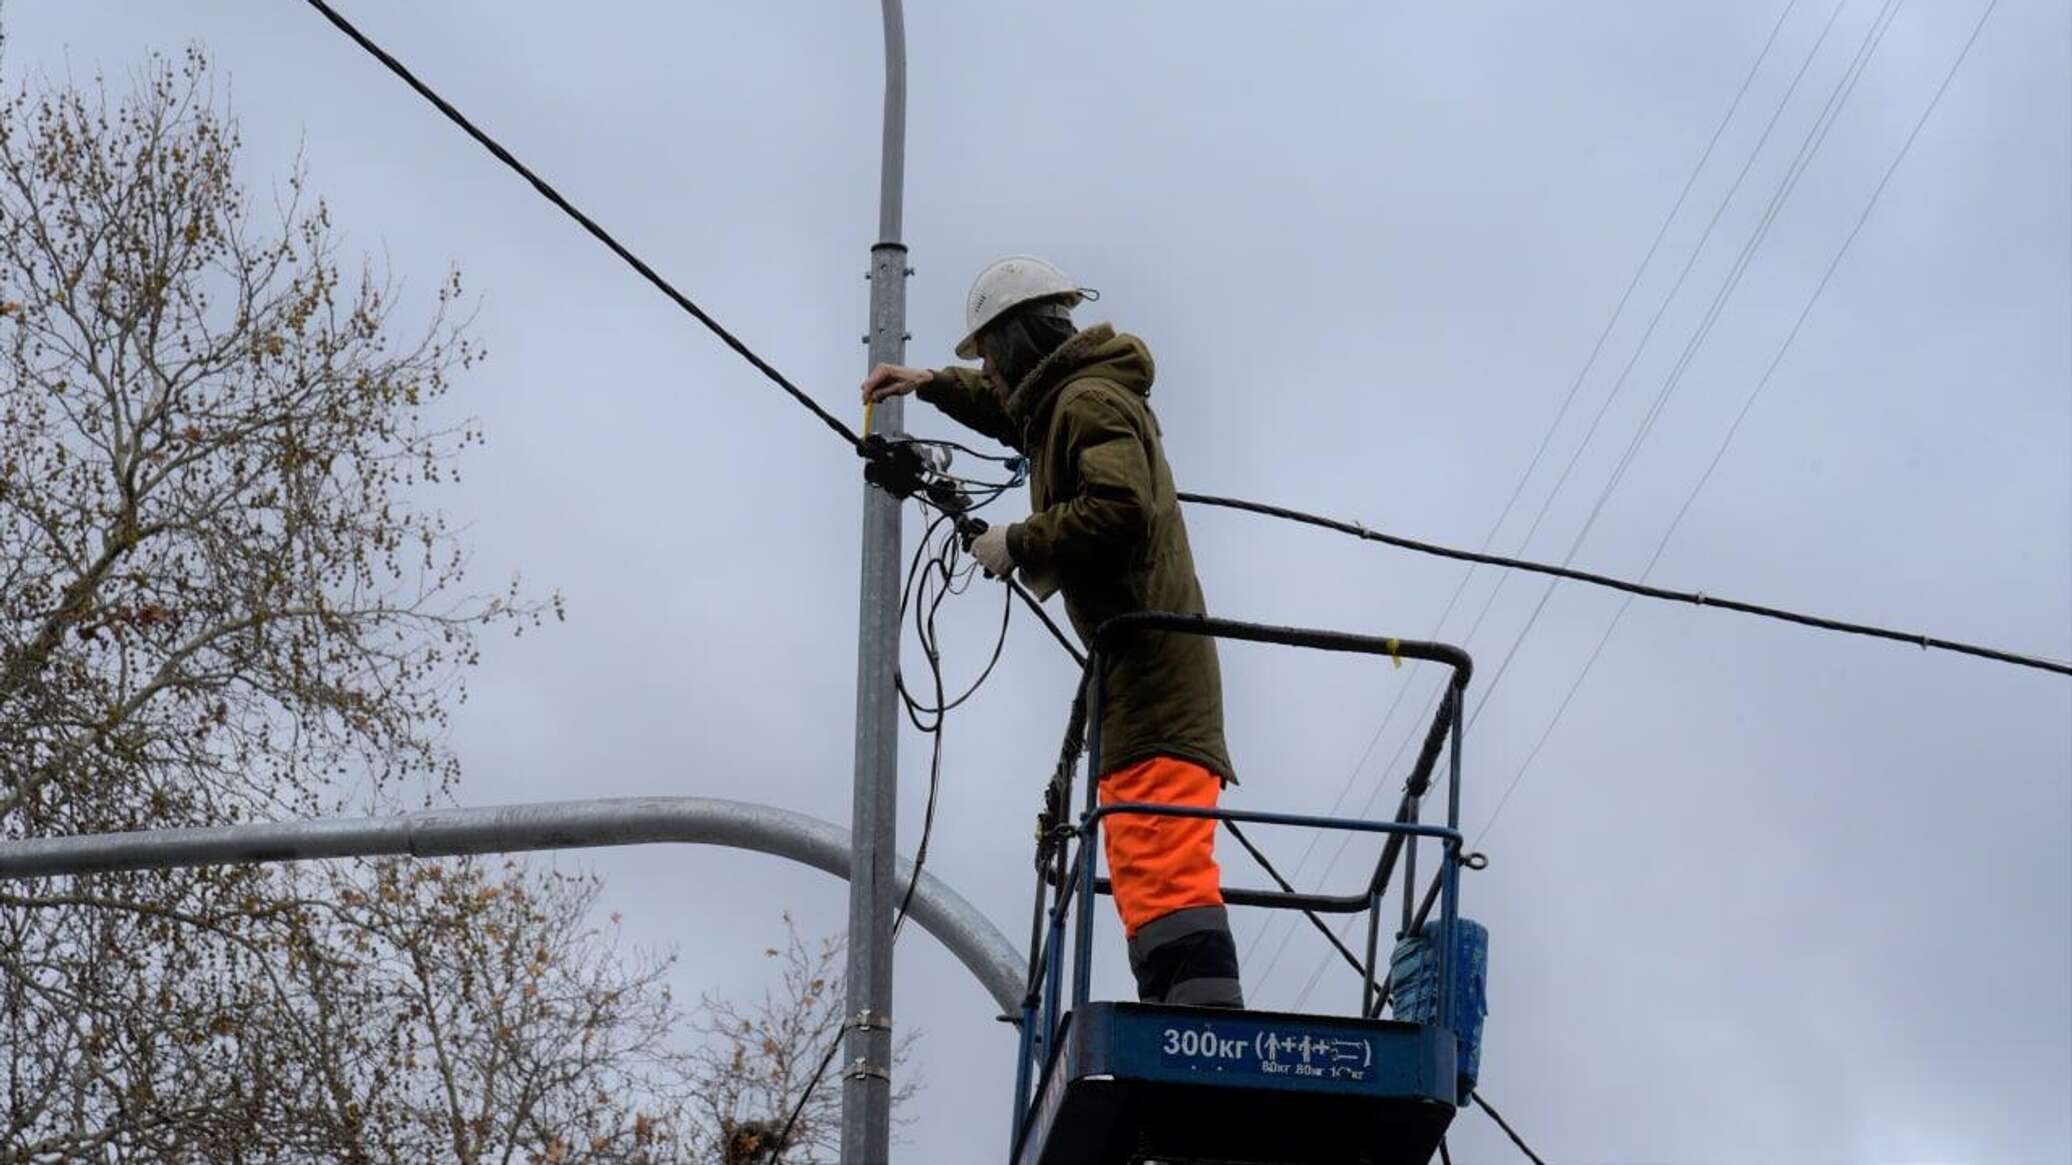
[
  {"left": 1236, "top": 0, "right": 1808, "bottom": 982},
  {"left": 1180, "top": 493, "right": 2069, "bottom": 679},
  {"left": 300, "top": 0, "right": 864, "bottom": 450},
  {"left": 1273, "top": 0, "right": 1924, "bottom": 1010},
  {"left": 304, "top": 0, "right": 2064, "bottom": 688},
  {"left": 1460, "top": 0, "right": 1908, "bottom": 735},
  {"left": 1219, "top": 818, "right": 1383, "bottom": 1000},
  {"left": 1474, "top": 0, "right": 2007, "bottom": 848},
  {"left": 1010, "top": 579, "right": 1085, "bottom": 665},
  {"left": 771, "top": 1025, "right": 845, "bottom": 1163},
  {"left": 1430, "top": 0, "right": 1868, "bottom": 740},
  {"left": 1279, "top": 684, "right": 1444, "bottom": 1012},
  {"left": 1471, "top": 1091, "right": 1550, "bottom": 1165}
]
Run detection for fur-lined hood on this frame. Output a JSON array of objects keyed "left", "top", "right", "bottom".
[{"left": 1003, "top": 323, "right": 1156, "bottom": 440}]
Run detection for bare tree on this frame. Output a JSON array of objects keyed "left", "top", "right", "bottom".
[
  {"left": 685, "top": 916, "right": 918, "bottom": 1165},
  {"left": 0, "top": 42, "right": 926, "bottom": 1164},
  {"left": 0, "top": 45, "right": 735, "bottom": 1162}
]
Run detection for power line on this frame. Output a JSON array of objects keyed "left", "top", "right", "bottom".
[
  {"left": 1456, "top": 0, "right": 1906, "bottom": 736},
  {"left": 1240, "top": 0, "right": 1809, "bottom": 984},
  {"left": 1474, "top": 0, "right": 2007, "bottom": 847},
  {"left": 303, "top": 0, "right": 2067, "bottom": 690},
  {"left": 1465, "top": 0, "right": 1848, "bottom": 639},
  {"left": 300, "top": 0, "right": 864, "bottom": 451},
  {"left": 1220, "top": 817, "right": 1385, "bottom": 1002},
  {"left": 771, "top": 1024, "right": 845, "bottom": 1163},
  {"left": 1471, "top": 1091, "right": 1550, "bottom": 1165},
  {"left": 1181, "top": 493, "right": 2070, "bottom": 678},
  {"left": 1250, "top": 2, "right": 2012, "bottom": 977}
]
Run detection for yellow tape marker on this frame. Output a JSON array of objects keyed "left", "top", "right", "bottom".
[
  {"left": 863, "top": 399, "right": 876, "bottom": 438},
  {"left": 1386, "top": 637, "right": 1403, "bottom": 669}
]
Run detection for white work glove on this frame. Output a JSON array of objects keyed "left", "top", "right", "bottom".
[{"left": 970, "top": 524, "right": 1016, "bottom": 578}]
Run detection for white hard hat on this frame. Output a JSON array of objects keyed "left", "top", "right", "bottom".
[{"left": 955, "top": 255, "right": 1094, "bottom": 359}]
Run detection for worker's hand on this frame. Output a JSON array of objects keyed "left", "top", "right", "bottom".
[
  {"left": 970, "top": 524, "right": 1016, "bottom": 578},
  {"left": 861, "top": 363, "right": 931, "bottom": 404}
]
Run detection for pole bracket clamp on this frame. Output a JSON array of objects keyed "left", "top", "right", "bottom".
[
  {"left": 849, "top": 1008, "right": 893, "bottom": 1033},
  {"left": 844, "top": 1058, "right": 892, "bottom": 1083}
]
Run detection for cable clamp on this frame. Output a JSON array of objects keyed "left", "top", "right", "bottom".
[
  {"left": 858, "top": 434, "right": 928, "bottom": 499},
  {"left": 1693, "top": 591, "right": 1708, "bottom": 606},
  {"left": 848, "top": 1009, "right": 892, "bottom": 1033},
  {"left": 843, "top": 1058, "right": 892, "bottom": 1083}
]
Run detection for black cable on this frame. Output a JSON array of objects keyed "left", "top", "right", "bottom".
[
  {"left": 1220, "top": 819, "right": 1383, "bottom": 1002},
  {"left": 1270, "top": 0, "right": 1925, "bottom": 1007},
  {"left": 300, "top": 0, "right": 863, "bottom": 450},
  {"left": 1010, "top": 581, "right": 1084, "bottom": 666},
  {"left": 1457, "top": 0, "right": 1903, "bottom": 740},
  {"left": 784, "top": 516, "right": 1000, "bottom": 1159},
  {"left": 1471, "top": 1091, "right": 1549, "bottom": 1165},
  {"left": 1438, "top": 1139, "right": 1453, "bottom": 1165},
  {"left": 893, "top": 523, "right": 963, "bottom": 933},
  {"left": 770, "top": 1023, "right": 845, "bottom": 1164},
  {"left": 1234, "top": 0, "right": 1806, "bottom": 982},
  {"left": 1473, "top": 0, "right": 2006, "bottom": 848},
  {"left": 306, "top": 0, "right": 2062, "bottom": 688},
  {"left": 891, "top": 723, "right": 944, "bottom": 938},
  {"left": 1179, "top": 492, "right": 2072, "bottom": 679},
  {"left": 896, "top": 436, "right": 1026, "bottom": 467}
]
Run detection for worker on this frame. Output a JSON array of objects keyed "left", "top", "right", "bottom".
[{"left": 860, "top": 256, "right": 1242, "bottom": 1009}]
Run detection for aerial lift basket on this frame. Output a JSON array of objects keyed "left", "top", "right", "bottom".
[{"left": 1009, "top": 613, "right": 1484, "bottom": 1165}]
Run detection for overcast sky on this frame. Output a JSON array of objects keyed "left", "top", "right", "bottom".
[{"left": 7, "top": 2, "right": 2068, "bottom": 1162}]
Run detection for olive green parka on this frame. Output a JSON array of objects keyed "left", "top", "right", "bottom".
[{"left": 919, "top": 324, "right": 1234, "bottom": 783}]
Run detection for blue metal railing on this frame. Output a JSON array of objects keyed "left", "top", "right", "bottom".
[{"left": 1008, "top": 613, "right": 1476, "bottom": 1155}]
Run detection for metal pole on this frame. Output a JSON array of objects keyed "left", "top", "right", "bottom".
[{"left": 843, "top": 2, "right": 909, "bottom": 1160}]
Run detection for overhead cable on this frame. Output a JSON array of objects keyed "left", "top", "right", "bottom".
[
  {"left": 1471, "top": 1091, "right": 1550, "bottom": 1165},
  {"left": 1239, "top": 0, "right": 1808, "bottom": 984},
  {"left": 301, "top": 0, "right": 864, "bottom": 450},
  {"left": 303, "top": 0, "right": 2063, "bottom": 684},
  {"left": 771, "top": 1027, "right": 844, "bottom": 1163},
  {"left": 1180, "top": 493, "right": 2071, "bottom": 678},
  {"left": 1474, "top": 0, "right": 2008, "bottom": 846},
  {"left": 1450, "top": 0, "right": 1870, "bottom": 726},
  {"left": 1463, "top": 0, "right": 1905, "bottom": 731},
  {"left": 1277, "top": 0, "right": 1922, "bottom": 1008},
  {"left": 1218, "top": 817, "right": 1385, "bottom": 1003}
]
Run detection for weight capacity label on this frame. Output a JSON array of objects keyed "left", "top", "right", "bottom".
[{"left": 1157, "top": 1020, "right": 1375, "bottom": 1082}]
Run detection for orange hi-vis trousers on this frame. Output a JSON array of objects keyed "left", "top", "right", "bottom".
[{"left": 1097, "top": 755, "right": 1226, "bottom": 937}]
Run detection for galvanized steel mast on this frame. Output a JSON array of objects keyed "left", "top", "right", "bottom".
[{"left": 844, "top": 1, "right": 910, "bottom": 1161}]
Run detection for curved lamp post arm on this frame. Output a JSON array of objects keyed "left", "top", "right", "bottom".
[{"left": 0, "top": 795, "right": 1026, "bottom": 1017}]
